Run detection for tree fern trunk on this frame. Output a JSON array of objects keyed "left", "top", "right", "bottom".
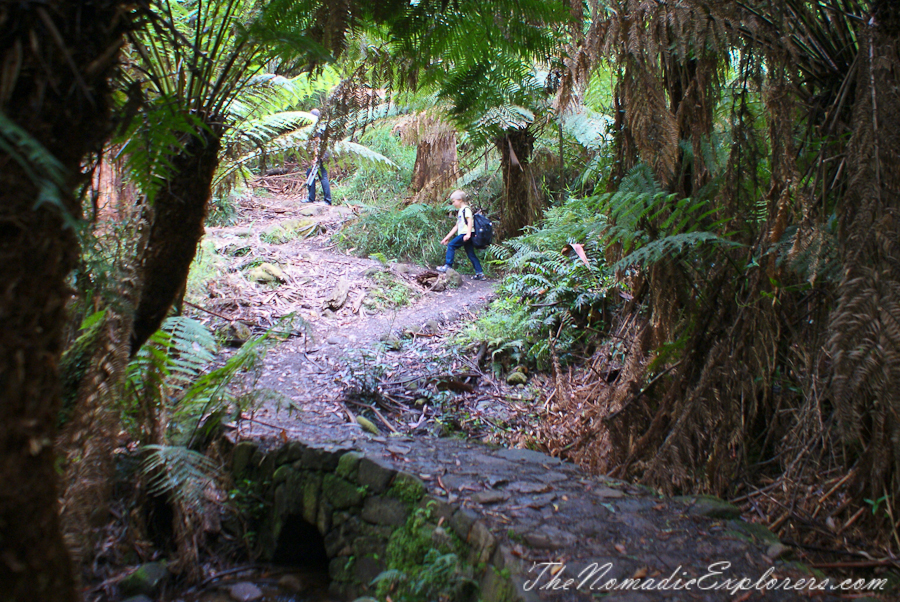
[
  {"left": 0, "top": 2, "right": 133, "bottom": 600},
  {"left": 827, "top": 1, "right": 900, "bottom": 507},
  {"left": 131, "top": 128, "right": 222, "bottom": 353},
  {"left": 496, "top": 127, "right": 540, "bottom": 237}
]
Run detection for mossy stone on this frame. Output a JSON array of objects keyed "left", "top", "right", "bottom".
[
  {"left": 329, "top": 556, "right": 354, "bottom": 582},
  {"left": 301, "top": 472, "right": 323, "bottom": 524},
  {"left": 357, "top": 457, "right": 396, "bottom": 493},
  {"left": 389, "top": 473, "right": 426, "bottom": 504},
  {"left": 323, "top": 474, "right": 365, "bottom": 509},
  {"left": 231, "top": 441, "right": 258, "bottom": 476},
  {"left": 726, "top": 519, "right": 781, "bottom": 544},
  {"left": 674, "top": 494, "right": 742, "bottom": 519},
  {"left": 273, "top": 464, "right": 293, "bottom": 485},
  {"left": 506, "top": 371, "right": 528, "bottom": 386},
  {"left": 336, "top": 451, "right": 363, "bottom": 480}
]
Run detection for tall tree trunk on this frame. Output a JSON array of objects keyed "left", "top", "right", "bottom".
[
  {"left": 131, "top": 127, "right": 222, "bottom": 353},
  {"left": 0, "top": 2, "right": 133, "bottom": 600},
  {"left": 496, "top": 127, "right": 540, "bottom": 238},
  {"left": 411, "top": 131, "right": 458, "bottom": 201}
]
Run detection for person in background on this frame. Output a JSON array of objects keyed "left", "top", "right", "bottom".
[
  {"left": 306, "top": 108, "right": 332, "bottom": 205},
  {"left": 438, "top": 190, "right": 485, "bottom": 280}
]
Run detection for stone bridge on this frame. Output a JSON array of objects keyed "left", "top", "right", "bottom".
[{"left": 231, "top": 437, "right": 850, "bottom": 602}]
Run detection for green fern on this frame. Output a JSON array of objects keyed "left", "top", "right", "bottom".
[
  {"left": 336, "top": 202, "right": 448, "bottom": 266},
  {"left": 140, "top": 444, "right": 220, "bottom": 509}
]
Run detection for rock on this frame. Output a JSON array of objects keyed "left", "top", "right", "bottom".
[
  {"left": 224, "top": 322, "right": 252, "bottom": 345},
  {"left": 324, "top": 278, "right": 351, "bottom": 310},
  {"left": 431, "top": 525, "right": 454, "bottom": 549},
  {"left": 221, "top": 243, "right": 251, "bottom": 257},
  {"left": 357, "top": 416, "right": 379, "bottom": 434},
  {"left": 445, "top": 268, "right": 463, "bottom": 287},
  {"left": 248, "top": 262, "right": 286, "bottom": 283},
  {"left": 275, "top": 441, "right": 305, "bottom": 465},
  {"left": 363, "top": 267, "right": 382, "bottom": 278},
  {"left": 229, "top": 582, "right": 263, "bottom": 602},
  {"left": 120, "top": 562, "right": 169, "bottom": 597},
  {"left": 326, "top": 335, "right": 348, "bottom": 345},
  {"left": 524, "top": 526, "right": 578, "bottom": 550},
  {"left": 273, "top": 465, "right": 292, "bottom": 485},
  {"left": 425, "top": 319, "right": 440, "bottom": 333},
  {"left": 472, "top": 490, "right": 510, "bottom": 505},
  {"left": 467, "top": 521, "right": 496, "bottom": 564},
  {"left": 524, "top": 493, "right": 557, "bottom": 508},
  {"left": 298, "top": 205, "right": 325, "bottom": 216},
  {"left": 495, "top": 448, "right": 561, "bottom": 464},
  {"left": 277, "top": 574, "right": 304, "bottom": 592},
  {"left": 300, "top": 446, "right": 346, "bottom": 471},
  {"left": 380, "top": 333, "right": 402, "bottom": 351},
  {"left": 356, "top": 457, "right": 396, "bottom": 493},
  {"left": 766, "top": 543, "right": 791, "bottom": 559},
  {"left": 393, "top": 263, "right": 415, "bottom": 276},
  {"left": 231, "top": 441, "right": 258, "bottom": 476},
  {"left": 595, "top": 486, "right": 626, "bottom": 499},
  {"left": 726, "top": 520, "right": 781, "bottom": 544},
  {"left": 389, "top": 473, "right": 426, "bottom": 503},
  {"left": 361, "top": 496, "right": 409, "bottom": 526},
  {"left": 247, "top": 266, "right": 275, "bottom": 283},
  {"left": 506, "top": 372, "right": 528, "bottom": 385},
  {"left": 508, "top": 482, "right": 550, "bottom": 494},
  {"left": 450, "top": 508, "right": 479, "bottom": 540},
  {"left": 353, "top": 556, "right": 386, "bottom": 586},
  {"left": 675, "top": 495, "right": 743, "bottom": 519},
  {"left": 263, "top": 219, "right": 318, "bottom": 243},
  {"left": 336, "top": 451, "right": 363, "bottom": 480},
  {"left": 322, "top": 474, "right": 365, "bottom": 509}
]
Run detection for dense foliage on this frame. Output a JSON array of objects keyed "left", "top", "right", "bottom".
[{"left": 3, "top": 1, "right": 899, "bottom": 599}]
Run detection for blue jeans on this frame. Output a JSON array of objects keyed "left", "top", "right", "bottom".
[
  {"left": 445, "top": 234, "right": 483, "bottom": 273},
  {"left": 306, "top": 165, "right": 331, "bottom": 204}
]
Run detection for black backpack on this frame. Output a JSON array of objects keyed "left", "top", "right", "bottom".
[{"left": 472, "top": 212, "right": 494, "bottom": 249}]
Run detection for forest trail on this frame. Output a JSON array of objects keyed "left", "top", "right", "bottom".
[
  {"left": 196, "top": 192, "right": 498, "bottom": 444},
  {"left": 194, "top": 194, "right": 851, "bottom": 602}
]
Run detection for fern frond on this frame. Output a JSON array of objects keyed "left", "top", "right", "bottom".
[
  {"left": 613, "top": 232, "right": 741, "bottom": 270},
  {"left": 141, "top": 444, "right": 219, "bottom": 509}
]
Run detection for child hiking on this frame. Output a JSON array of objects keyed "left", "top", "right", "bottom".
[{"left": 438, "top": 190, "right": 485, "bottom": 280}]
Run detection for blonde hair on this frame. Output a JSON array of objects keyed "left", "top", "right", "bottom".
[{"left": 449, "top": 189, "right": 468, "bottom": 203}]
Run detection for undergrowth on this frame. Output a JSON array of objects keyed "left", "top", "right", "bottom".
[
  {"left": 185, "top": 239, "right": 225, "bottom": 305},
  {"left": 367, "top": 270, "right": 418, "bottom": 308},
  {"left": 332, "top": 124, "right": 416, "bottom": 205},
  {"left": 336, "top": 202, "right": 448, "bottom": 266},
  {"left": 373, "top": 503, "right": 477, "bottom": 602}
]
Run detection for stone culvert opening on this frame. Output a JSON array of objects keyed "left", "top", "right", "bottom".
[{"left": 272, "top": 513, "right": 330, "bottom": 571}]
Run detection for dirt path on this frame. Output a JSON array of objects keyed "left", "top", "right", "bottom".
[{"left": 193, "top": 194, "right": 499, "bottom": 445}]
